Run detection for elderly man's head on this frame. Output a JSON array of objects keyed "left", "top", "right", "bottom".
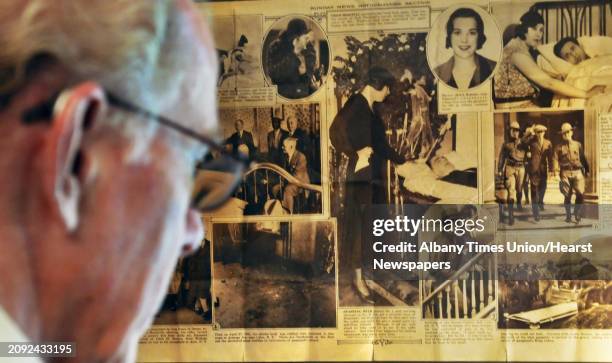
[
  {"left": 287, "top": 116, "right": 298, "bottom": 132},
  {"left": 554, "top": 37, "right": 588, "bottom": 65},
  {"left": 0, "top": 1, "right": 217, "bottom": 362}
]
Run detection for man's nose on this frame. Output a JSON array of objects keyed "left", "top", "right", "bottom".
[{"left": 182, "top": 208, "right": 204, "bottom": 256}]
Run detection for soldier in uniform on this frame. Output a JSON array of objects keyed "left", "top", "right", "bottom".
[
  {"left": 497, "top": 121, "right": 529, "bottom": 225},
  {"left": 525, "top": 124, "right": 553, "bottom": 221},
  {"left": 553, "top": 122, "right": 590, "bottom": 223}
]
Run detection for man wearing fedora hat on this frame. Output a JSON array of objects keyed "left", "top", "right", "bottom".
[
  {"left": 525, "top": 124, "right": 553, "bottom": 221},
  {"left": 498, "top": 121, "right": 530, "bottom": 225},
  {"left": 553, "top": 122, "right": 590, "bottom": 223}
]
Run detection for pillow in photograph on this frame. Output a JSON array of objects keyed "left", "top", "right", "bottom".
[
  {"left": 537, "top": 53, "right": 563, "bottom": 78},
  {"left": 578, "top": 35, "right": 612, "bottom": 58}
]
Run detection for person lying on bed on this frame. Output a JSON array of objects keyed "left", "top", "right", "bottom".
[
  {"left": 494, "top": 11, "right": 606, "bottom": 109},
  {"left": 552, "top": 35, "right": 612, "bottom": 66},
  {"left": 553, "top": 37, "right": 589, "bottom": 65}
]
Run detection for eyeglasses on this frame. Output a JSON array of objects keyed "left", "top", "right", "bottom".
[
  {"left": 23, "top": 88, "right": 251, "bottom": 212},
  {"left": 104, "top": 93, "right": 252, "bottom": 212}
]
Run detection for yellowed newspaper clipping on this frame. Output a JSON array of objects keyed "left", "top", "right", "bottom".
[{"left": 138, "top": 0, "right": 612, "bottom": 361}]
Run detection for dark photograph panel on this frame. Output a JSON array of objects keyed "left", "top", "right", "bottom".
[
  {"left": 215, "top": 104, "right": 322, "bottom": 217},
  {"left": 329, "top": 32, "right": 478, "bottom": 306},
  {"left": 498, "top": 236, "right": 612, "bottom": 329},
  {"left": 212, "top": 220, "right": 337, "bottom": 329},
  {"left": 262, "top": 16, "right": 330, "bottom": 99},
  {"left": 154, "top": 239, "right": 213, "bottom": 325},
  {"left": 493, "top": 110, "right": 598, "bottom": 230}
]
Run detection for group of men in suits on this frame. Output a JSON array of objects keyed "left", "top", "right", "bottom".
[
  {"left": 268, "top": 116, "right": 312, "bottom": 213},
  {"left": 498, "top": 121, "right": 589, "bottom": 225},
  {"left": 266, "top": 116, "right": 310, "bottom": 166},
  {"left": 225, "top": 116, "right": 313, "bottom": 213}
]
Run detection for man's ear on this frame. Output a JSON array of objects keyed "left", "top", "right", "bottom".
[{"left": 43, "top": 82, "right": 107, "bottom": 232}]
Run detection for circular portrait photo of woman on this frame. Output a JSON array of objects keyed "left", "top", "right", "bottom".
[
  {"left": 262, "top": 16, "right": 330, "bottom": 100},
  {"left": 427, "top": 5, "right": 501, "bottom": 90}
]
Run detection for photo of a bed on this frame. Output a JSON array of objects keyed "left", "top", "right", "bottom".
[{"left": 492, "top": 1, "right": 612, "bottom": 110}]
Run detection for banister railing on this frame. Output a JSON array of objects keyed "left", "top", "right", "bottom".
[{"left": 422, "top": 252, "right": 497, "bottom": 319}]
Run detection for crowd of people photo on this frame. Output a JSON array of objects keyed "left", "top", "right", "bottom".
[{"left": 222, "top": 109, "right": 322, "bottom": 215}]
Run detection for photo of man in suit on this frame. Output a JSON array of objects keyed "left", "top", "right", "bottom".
[
  {"left": 525, "top": 124, "right": 553, "bottom": 221},
  {"left": 287, "top": 116, "right": 309, "bottom": 156},
  {"left": 226, "top": 119, "right": 256, "bottom": 159},
  {"left": 267, "top": 116, "right": 289, "bottom": 166},
  {"left": 274, "top": 137, "right": 310, "bottom": 213},
  {"left": 218, "top": 104, "right": 322, "bottom": 216}
]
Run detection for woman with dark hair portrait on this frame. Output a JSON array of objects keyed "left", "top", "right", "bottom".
[
  {"left": 434, "top": 7, "right": 497, "bottom": 89},
  {"left": 494, "top": 10, "right": 604, "bottom": 108},
  {"left": 267, "top": 18, "right": 319, "bottom": 99}
]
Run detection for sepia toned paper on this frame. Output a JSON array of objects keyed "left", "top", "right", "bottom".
[{"left": 138, "top": 0, "right": 612, "bottom": 361}]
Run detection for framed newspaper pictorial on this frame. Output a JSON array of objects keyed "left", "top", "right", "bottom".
[{"left": 138, "top": 1, "right": 612, "bottom": 362}]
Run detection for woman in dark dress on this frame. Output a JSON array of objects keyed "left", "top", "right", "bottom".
[
  {"left": 267, "top": 18, "right": 317, "bottom": 99},
  {"left": 330, "top": 67, "right": 406, "bottom": 303}
]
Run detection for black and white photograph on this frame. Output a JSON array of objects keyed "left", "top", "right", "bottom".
[
  {"left": 491, "top": 1, "right": 612, "bottom": 110},
  {"left": 427, "top": 4, "right": 501, "bottom": 90},
  {"left": 213, "top": 15, "right": 265, "bottom": 89},
  {"left": 328, "top": 31, "right": 478, "bottom": 307},
  {"left": 420, "top": 205, "right": 497, "bottom": 319},
  {"left": 211, "top": 220, "right": 336, "bottom": 329},
  {"left": 214, "top": 104, "right": 322, "bottom": 217},
  {"left": 154, "top": 239, "right": 213, "bottom": 325},
  {"left": 492, "top": 110, "right": 598, "bottom": 230},
  {"left": 498, "top": 235, "right": 612, "bottom": 329},
  {"left": 262, "top": 15, "right": 330, "bottom": 99}
]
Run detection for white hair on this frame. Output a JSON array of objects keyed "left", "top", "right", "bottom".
[{"left": 0, "top": 0, "right": 218, "bottom": 154}]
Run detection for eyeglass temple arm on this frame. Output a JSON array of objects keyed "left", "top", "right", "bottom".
[{"left": 105, "top": 91, "right": 250, "bottom": 167}]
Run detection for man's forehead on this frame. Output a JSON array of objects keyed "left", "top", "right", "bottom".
[
  {"left": 161, "top": 1, "right": 219, "bottom": 138},
  {"left": 561, "top": 41, "right": 578, "bottom": 52}
]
